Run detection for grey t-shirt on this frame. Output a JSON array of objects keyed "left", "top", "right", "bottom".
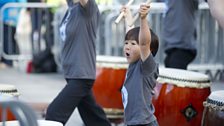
[
  {"left": 60, "top": 0, "right": 100, "bottom": 79},
  {"left": 121, "top": 54, "right": 159, "bottom": 125},
  {"left": 163, "top": 0, "right": 198, "bottom": 51}
]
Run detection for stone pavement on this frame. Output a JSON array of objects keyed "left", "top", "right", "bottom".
[
  {"left": 0, "top": 64, "right": 224, "bottom": 126},
  {"left": 0, "top": 64, "right": 123, "bottom": 126}
]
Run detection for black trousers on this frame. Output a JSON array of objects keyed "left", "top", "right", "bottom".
[
  {"left": 164, "top": 48, "right": 196, "bottom": 70},
  {"left": 45, "top": 79, "right": 111, "bottom": 126}
]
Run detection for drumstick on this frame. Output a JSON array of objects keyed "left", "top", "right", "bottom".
[
  {"left": 115, "top": 0, "right": 134, "bottom": 24},
  {"left": 128, "top": 0, "right": 151, "bottom": 26}
]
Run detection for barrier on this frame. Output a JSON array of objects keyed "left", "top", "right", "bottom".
[
  {"left": 0, "top": 3, "right": 55, "bottom": 61},
  {"left": 1, "top": 2, "right": 223, "bottom": 80}
]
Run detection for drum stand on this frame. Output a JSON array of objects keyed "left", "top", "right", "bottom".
[{"left": 0, "top": 97, "right": 38, "bottom": 126}]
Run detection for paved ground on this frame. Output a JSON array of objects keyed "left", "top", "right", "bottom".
[
  {"left": 0, "top": 64, "right": 123, "bottom": 126},
  {"left": 1, "top": 63, "right": 224, "bottom": 126}
]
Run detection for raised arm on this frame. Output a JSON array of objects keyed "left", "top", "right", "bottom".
[
  {"left": 139, "top": 3, "right": 151, "bottom": 61},
  {"left": 207, "top": 0, "right": 224, "bottom": 29}
]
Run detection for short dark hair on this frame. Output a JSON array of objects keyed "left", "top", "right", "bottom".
[{"left": 125, "top": 27, "right": 159, "bottom": 57}]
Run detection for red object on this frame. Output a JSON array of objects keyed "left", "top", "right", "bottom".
[
  {"left": 92, "top": 56, "right": 128, "bottom": 124},
  {"left": 152, "top": 82, "right": 210, "bottom": 126},
  {"left": 0, "top": 107, "right": 16, "bottom": 121},
  {"left": 93, "top": 67, "right": 126, "bottom": 110},
  {"left": 26, "top": 60, "right": 33, "bottom": 73}
]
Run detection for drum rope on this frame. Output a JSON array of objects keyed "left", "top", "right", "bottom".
[
  {"left": 0, "top": 89, "right": 20, "bottom": 97},
  {"left": 0, "top": 89, "right": 18, "bottom": 94},
  {"left": 158, "top": 75, "right": 211, "bottom": 84},
  {"left": 203, "top": 99, "right": 224, "bottom": 111},
  {"left": 157, "top": 75, "right": 211, "bottom": 88}
]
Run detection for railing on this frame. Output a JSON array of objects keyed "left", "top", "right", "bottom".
[
  {"left": 93, "top": 2, "right": 224, "bottom": 81},
  {"left": 101, "top": 2, "right": 223, "bottom": 81},
  {"left": 0, "top": 3, "right": 55, "bottom": 61},
  {"left": 0, "top": 96, "right": 38, "bottom": 126},
  {"left": 1, "top": 2, "right": 223, "bottom": 80}
]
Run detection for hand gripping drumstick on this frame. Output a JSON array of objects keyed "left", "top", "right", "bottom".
[
  {"left": 115, "top": 0, "right": 134, "bottom": 24},
  {"left": 128, "top": 0, "right": 151, "bottom": 26}
]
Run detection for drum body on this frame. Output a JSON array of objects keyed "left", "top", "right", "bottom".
[
  {"left": 202, "top": 90, "right": 224, "bottom": 126},
  {"left": 0, "top": 120, "right": 63, "bottom": 126},
  {"left": 0, "top": 84, "right": 20, "bottom": 121},
  {"left": 93, "top": 55, "right": 128, "bottom": 119},
  {"left": 153, "top": 68, "right": 211, "bottom": 126}
]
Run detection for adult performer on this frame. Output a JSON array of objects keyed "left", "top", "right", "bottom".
[{"left": 45, "top": 0, "right": 111, "bottom": 125}]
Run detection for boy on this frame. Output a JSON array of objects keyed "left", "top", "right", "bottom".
[{"left": 121, "top": 3, "right": 159, "bottom": 126}]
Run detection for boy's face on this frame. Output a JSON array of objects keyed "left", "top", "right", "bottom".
[{"left": 123, "top": 40, "right": 140, "bottom": 64}]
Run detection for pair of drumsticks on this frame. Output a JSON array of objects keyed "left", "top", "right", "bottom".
[{"left": 115, "top": 0, "right": 151, "bottom": 26}]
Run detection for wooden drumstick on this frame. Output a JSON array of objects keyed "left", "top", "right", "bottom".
[
  {"left": 115, "top": 0, "right": 134, "bottom": 24},
  {"left": 128, "top": 0, "right": 151, "bottom": 26}
]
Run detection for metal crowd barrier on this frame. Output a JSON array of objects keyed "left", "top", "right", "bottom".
[
  {"left": 52, "top": 2, "right": 224, "bottom": 81},
  {"left": 0, "top": 96, "right": 38, "bottom": 126},
  {"left": 0, "top": 3, "right": 55, "bottom": 61},
  {"left": 1, "top": 2, "right": 223, "bottom": 81},
  {"left": 95, "top": 2, "right": 224, "bottom": 81}
]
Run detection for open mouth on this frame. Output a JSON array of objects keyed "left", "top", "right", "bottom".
[{"left": 126, "top": 53, "right": 130, "bottom": 57}]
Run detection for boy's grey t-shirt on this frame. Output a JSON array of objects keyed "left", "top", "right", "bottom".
[
  {"left": 59, "top": 0, "right": 100, "bottom": 79},
  {"left": 121, "top": 54, "right": 159, "bottom": 125}
]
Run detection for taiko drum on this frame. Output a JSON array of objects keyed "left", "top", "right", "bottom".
[
  {"left": 0, "top": 120, "right": 63, "bottom": 126},
  {"left": 93, "top": 55, "right": 128, "bottom": 119},
  {"left": 201, "top": 90, "right": 224, "bottom": 126},
  {"left": 153, "top": 68, "right": 211, "bottom": 126},
  {"left": 0, "top": 84, "right": 20, "bottom": 121}
]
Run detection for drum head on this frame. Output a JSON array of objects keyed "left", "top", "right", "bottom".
[
  {"left": 208, "top": 90, "right": 224, "bottom": 103},
  {"left": 0, "top": 120, "right": 63, "bottom": 126},
  {"left": 204, "top": 90, "right": 224, "bottom": 110},
  {"left": 157, "top": 68, "right": 211, "bottom": 88},
  {"left": 0, "top": 84, "right": 20, "bottom": 97},
  {"left": 96, "top": 55, "right": 128, "bottom": 69}
]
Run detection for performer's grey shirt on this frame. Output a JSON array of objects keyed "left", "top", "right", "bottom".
[
  {"left": 121, "top": 54, "right": 159, "bottom": 125},
  {"left": 59, "top": 0, "right": 100, "bottom": 79},
  {"left": 163, "top": 0, "right": 198, "bottom": 51}
]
